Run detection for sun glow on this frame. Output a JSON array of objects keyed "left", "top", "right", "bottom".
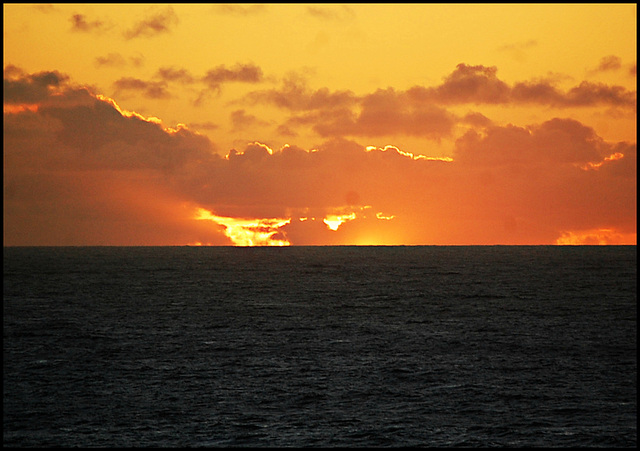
[
  {"left": 3, "top": 4, "right": 635, "bottom": 247},
  {"left": 555, "top": 228, "right": 636, "bottom": 245},
  {"left": 323, "top": 213, "right": 357, "bottom": 231},
  {"left": 195, "top": 208, "right": 291, "bottom": 246},
  {"left": 322, "top": 205, "right": 397, "bottom": 232}
]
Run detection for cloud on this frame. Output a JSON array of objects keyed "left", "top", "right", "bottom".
[
  {"left": 433, "top": 64, "right": 511, "bottom": 104},
  {"left": 3, "top": 65, "right": 69, "bottom": 104},
  {"left": 175, "top": 63, "right": 267, "bottom": 105},
  {"left": 94, "top": 53, "right": 144, "bottom": 68},
  {"left": 497, "top": 39, "right": 538, "bottom": 61},
  {"left": 352, "top": 88, "right": 455, "bottom": 137},
  {"left": 195, "top": 208, "right": 290, "bottom": 246},
  {"left": 254, "top": 81, "right": 456, "bottom": 139},
  {"left": 4, "top": 70, "right": 223, "bottom": 245},
  {"left": 407, "top": 63, "right": 636, "bottom": 108},
  {"left": 276, "top": 124, "right": 298, "bottom": 137},
  {"left": 70, "top": 13, "right": 109, "bottom": 33},
  {"left": 4, "top": 68, "right": 636, "bottom": 246},
  {"left": 155, "top": 67, "right": 196, "bottom": 84},
  {"left": 589, "top": 55, "right": 623, "bottom": 74},
  {"left": 454, "top": 118, "right": 614, "bottom": 166},
  {"left": 511, "top": 78, "right": 636, "bottom": 109},
  {"left": 306, "top": 5, "right": 356, "bottom": 21},
  {"left": 33, "top": 4, "right": 59, "bottom": 14},
  {"left": 254, "top": 63, "right": 636, "bottom": 111},
  {"left": 244, "top": 75, "right": 456, "bottom": 139},
  {"left": 287, "top": 88, "right": 456, "bottom": 139},
  {"left": 100, "top": 64, "right": 259, "bottom": 104},
  {"left": 213, "top": 4, "right": 267, "bottom": 16},
  {"left": 564, "top": 81, "right": 636, "bottom": 108},
  {"left": 244, "top": 72, "right": 357, "bottom": 111},
  {"left": 94, "top": 53, "right": 127, "bottom": 67},
  {"left": 242, "top": 64, "right": 634, "bottom": 142},
  {"left": 113, "top": 77, "right": 171, "bottom": 99},
  {"left": 405, "top": 64, "right": 510, "bottom": 104},
  {"left": 201, "top": 63, "right": 264, "bottom": 91},
  {"left": 461, "top": 111, "right": 493, "bottom": 128},
  {"left": 187, "top": 64, "right": 267, "bottom": 105},
  {"left": 555, "top": 227, "right": 635, "bottom": 245},
  {"left": 497, "top": 40, "right": 538, "bottom": 51},
  {"left": 187, "top": 121, "right": 219, "bottom": 131},
  {"left": 230, "top": 109, "right": 269, "bottom": 131},
  {"left": 123, "top": 7, "right": 178, "bottom": 39}
]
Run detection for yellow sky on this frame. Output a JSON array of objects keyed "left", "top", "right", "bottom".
[{"left": 3, "top": 4, "right": 637, "bottom": 246}]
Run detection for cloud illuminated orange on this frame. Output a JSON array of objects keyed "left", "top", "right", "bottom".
[{"left": 3, "top": 4, "right": 636, "bottom": 246}]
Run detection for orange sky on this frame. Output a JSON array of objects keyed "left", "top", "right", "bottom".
[{"left": 3, "top": 4, "right": 637, "bottom": 246}]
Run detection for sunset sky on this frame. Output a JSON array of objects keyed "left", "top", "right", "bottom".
[{"left": 3, "top": 3, "right": 637, "bottom": 246}]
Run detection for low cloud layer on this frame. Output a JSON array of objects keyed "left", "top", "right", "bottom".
[{"left": 3, "top": 67, "right": 636, "bottom": 245}]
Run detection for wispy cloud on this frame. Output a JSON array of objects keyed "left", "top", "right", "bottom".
[
  {"left": 589, "top": 55, "right": 623, "bottom": 74},
  {"left": 100, "top": 63, "right": 264, "bottom": 103},
  {"left": 213, "top": 4, "right": 268, "bottom": 16},
  {"left": 123, "top": 7, "right": 178, "bottom": 39},
  {"left": 497, "top": 39, "right": 537, "bottom": 61},
  {"left": 202, "top": 63, "right": 264, "bottom": 91},
  {"left": 155, "top": 67, "right": 196, "bottom": 84},
  {"left": 94, "top": 53, "right": 144, "bottom": 68},
  {"left": 70, "top": 13, "right": 110, "bottom": 33},
  {"left": 306, "top": 5, "right": 356, "bottom": 21},
  {"left": 113, "top": 77, "right": 171, "bottom": 99},
  {"left": 230, "top": 109, "right": 269, "bottom": 131}
]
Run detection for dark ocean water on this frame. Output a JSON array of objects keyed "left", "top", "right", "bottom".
[{"left": 3, "top": 245, "right": 637, "bottom": 447}]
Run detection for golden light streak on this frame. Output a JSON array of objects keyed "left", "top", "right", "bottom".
[
  {"left": 96, "top": 94, "right": 163, "bottom": 125},
  {"left": 225, "top": 141, "right": 275, "bottom": 159},
  {"left": 165, "top": 123, "right": 191, "bottom": 134},
  {"left": 323, "top": 212, "right": 356, "bottom": 231},
  {"left": 252, "top": 141, "right": 274, "bottom": 155},
  {"left": 579, "top": 152, "right": 625, "bottom": 171},
  {"left": 3, "top": 103, "right": 39, "bottom": 114},
  {"left": 376, "top": 212, "right": 396, "bottom": 220},
  {"left": 366, "top": 145, "right": 454, "bottom": 162},
  {"left": 186, "top": 241, "right": 224, "bottom": 246},
  {"left": 195, "top": 207, "right": 291, "bottom": 246},
  {"left": 322, "top": 205, "right": 396, "bottom": 231}
]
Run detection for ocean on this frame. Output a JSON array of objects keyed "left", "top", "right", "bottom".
[{"left": 3, "top": 245, "right": 637, "bottom": 447}]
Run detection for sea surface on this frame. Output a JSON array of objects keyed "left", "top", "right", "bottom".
[{"left": 3, "top": 245, "right": 637, "bottom": 447}]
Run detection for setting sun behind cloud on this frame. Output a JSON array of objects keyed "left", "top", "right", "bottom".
[{"left": 3, "top": 4, "right": 636, "bottom": 246}]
